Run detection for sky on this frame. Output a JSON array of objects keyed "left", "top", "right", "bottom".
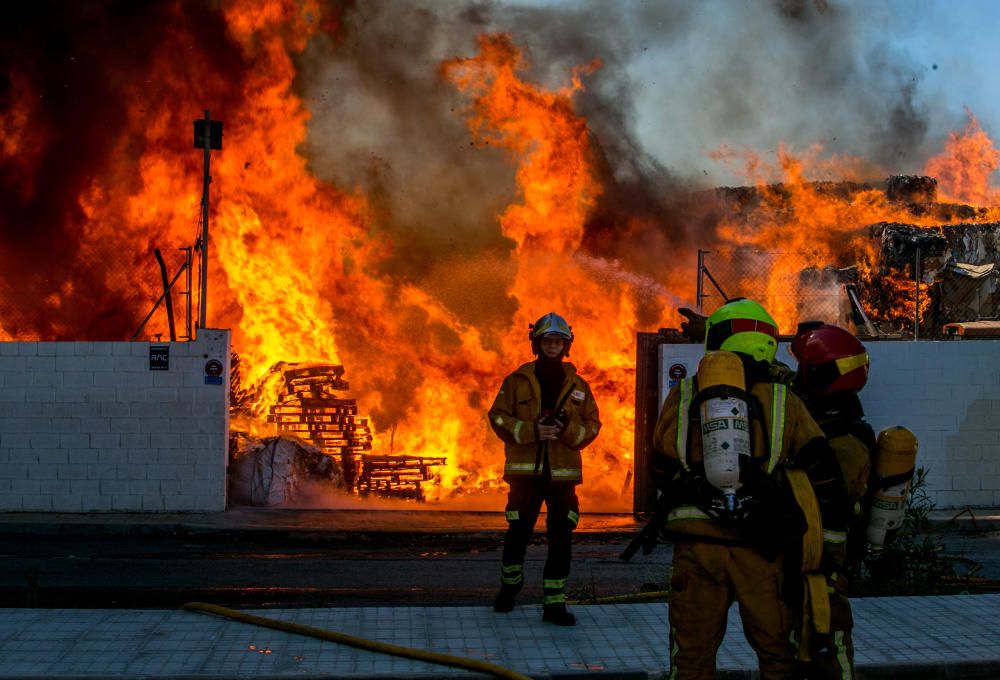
[{"left": 485, "top": 0, "right": 1000, "bottom": 186}]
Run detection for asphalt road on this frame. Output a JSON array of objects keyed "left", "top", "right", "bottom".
[
  {"left": 0, "top": 513, "right": 997, "bottom": 609},
  {"left": 0, "top": 530, "right": 673, "bottom": 608}
]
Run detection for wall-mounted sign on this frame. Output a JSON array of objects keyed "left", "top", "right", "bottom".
[
  {"left": 204, "top": 358, "right": 224, "bottom": 385},
  {"left": 149, "top": 346, "right": 169, "bottom": 371}
]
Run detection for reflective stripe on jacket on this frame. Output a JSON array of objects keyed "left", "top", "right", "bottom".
[{"left": 488, "top": 361, "right": 601, "bottom": 483}]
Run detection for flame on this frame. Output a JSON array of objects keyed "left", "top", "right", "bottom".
[
  {"left": 924, "top": 108, "right": 1000, "bottom": 206},
  {"left": 8, "top": 1, "right": 1000, "bottom": 511}
]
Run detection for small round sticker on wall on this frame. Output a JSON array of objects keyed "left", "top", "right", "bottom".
[
  {"left": 204, "top": 359, "right": 224, "bottom": 377},
  {"left": 668, "top": 363, "right": 687, "bottom": 380}
]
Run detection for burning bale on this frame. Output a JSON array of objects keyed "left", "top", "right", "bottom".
[
  {"left": 867, "top": 221, "right": 1000, "bottom": 335},
  {"left": 229, "top": 436, "right": 344, "bottom": 507}
]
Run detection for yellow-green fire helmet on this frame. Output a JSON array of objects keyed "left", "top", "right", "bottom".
[{"left": 704, "top": 298, "right": 779, "bottom": 364}]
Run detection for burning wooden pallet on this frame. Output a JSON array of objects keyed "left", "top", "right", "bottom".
[
  {"left": 264, "top": 364, "right": 373, "bottom": 487},
  {"left": 355, "top": 454, "right": 447, "bottom": 501}
]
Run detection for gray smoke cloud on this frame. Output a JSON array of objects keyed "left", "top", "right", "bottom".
[{"left": 298, "top": 0, "right": 936, "bottom": 327}]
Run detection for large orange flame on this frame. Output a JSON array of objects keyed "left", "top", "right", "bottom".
[{"left": 924, "top": 108, "right": 1000, "bottom": 206}]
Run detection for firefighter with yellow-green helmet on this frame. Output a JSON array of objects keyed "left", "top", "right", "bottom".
[
  {"left": 487, "top": 312, "right": 602, "bottom": 626},
  {"left": 651, "top": 298, "right": 849, "bottom": 679}
]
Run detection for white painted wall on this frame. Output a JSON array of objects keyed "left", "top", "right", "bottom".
[
  {"left": 0, "top": 330, "right": 230, "bottom": 512},
  {"left": 658, "top": 340, "right": 1000, "bottom": 509}
]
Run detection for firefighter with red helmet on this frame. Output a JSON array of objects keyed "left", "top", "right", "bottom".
[
  {"left": 652, "top": 299, "right": 848, "bottom": 679},
  {"left": 487, "top": 312, "right": 601, "bottom": 626},
  {"left": 789, "top": 321, "right": 875, "bottom": 679}
]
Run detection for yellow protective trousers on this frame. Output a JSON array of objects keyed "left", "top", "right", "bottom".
[{"left": 669, "top": 540, "right": 796, "bottom": 680}]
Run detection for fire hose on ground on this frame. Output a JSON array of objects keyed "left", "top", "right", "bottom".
[{"left": 181, "top": 601, "right": 532, "bottom": 680}]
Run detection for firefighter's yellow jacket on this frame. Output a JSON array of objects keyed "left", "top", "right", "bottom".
[
  {"left": 488, "top": 361, "right": 601, "bottom": 484},
  {"left": 652, "top": 376, "right": 846, "bottom": 546}
]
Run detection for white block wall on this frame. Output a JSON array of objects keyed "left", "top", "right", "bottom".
[
  {"left": 659, "top": 340, "right": 1000, "bottom": 509},
  {"left": 0, "top": 330, "right": 230, "bottom": 512}
]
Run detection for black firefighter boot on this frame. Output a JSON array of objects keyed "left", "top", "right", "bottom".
[
  {"left": 542, "top": 603, "right": 576, "bottom": 626},
  {"left": 493, "top": 583, "right": 521, "bottom": 613}
]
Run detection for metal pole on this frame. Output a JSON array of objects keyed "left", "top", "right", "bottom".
[
  {"left": 914, "top": 247, "right": 921, "bottom": 340},
  {"left": 696, "top": 250, "right": 706, "bottom": 312},
  {"left": 182, "top": 246, "right": 192, "bottom": 341},
  {"left": 200, "top": 109, "right": 211, "bottom": 331}
]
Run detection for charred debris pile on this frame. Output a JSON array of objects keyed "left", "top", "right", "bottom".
[
  {"left": 704, "top": 175, "right": 1000, "bottom": 338},
  {"left": 229, "top": 360, "right": 445, "bottom": 505}
]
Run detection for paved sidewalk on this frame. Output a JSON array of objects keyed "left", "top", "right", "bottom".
[{"left": 0, "top": 594, "right": 998, "bottom": 679}]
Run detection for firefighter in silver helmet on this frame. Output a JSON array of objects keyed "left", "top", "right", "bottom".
[
  {"left": 652, "top": 299, "right": 849, "bottom": 679},
  {"left": 487, "top": 312, "right": 602, "bottom": 626}
]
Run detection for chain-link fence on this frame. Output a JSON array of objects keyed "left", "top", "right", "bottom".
[{"left": 694, "top": 249, "right": 956, "bottom": 338}]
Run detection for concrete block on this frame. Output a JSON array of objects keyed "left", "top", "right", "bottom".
[
  {"left": 24, "top": 355, "right": 55, "bottom": 371},
  {"left": 147, "top": 464, "right": 180, "bottom": 481},
  {"left": 11, "top": 479, "right": 40, "bottom": 495},
  {"left": 166, "top": 495, "right": 195, "bottom": 510},
  {"left": 39, "top": 479, "right": 72, "bottom": 495},
  {"left": 55, "top": 343, "right": 76, "bottom": 357},
  {"left": 34, "top": 449, "right": 67, "bottom": 466},
  {"left": 127, "top": 449, "right": 158, "bottom": 465},
  {"left": 80, "top": 387, "right": 117, "bottom": 404},
  {"left": 62, "top": 371, "right": 95, "bottom": 388},
  {"left": 79, "top": 417, "right": 111, "bottom": 434},
  {"left": 97, "top": 450, "right": 128, "bottom": 465},
  {"left": 121, "top": 433, "right": 151, "bottom": 449},
  {"left": 934, "top": 490, "right": 966, "bottom": 508},
  {"left": 141, "top": 495, "right": 166, "bottom": 511},
  {"left": 24, "top": 388, "right": 56, "bottom": 404},
  {"left": 93, "top": 372, "right": 123, "bottom": 388},
  {"left": 0, "top": 464, "right": 29, "bottom": 480},
  {"left": 117, "top": 464, "right": 147, "bottom": 480},
  {"left": 111, "top": 343, "right": 132, "bottom": 356},
  {"left": 131, "top": 343, "right": 151, "bottom": 356},
  {"left": 101, "top": 402, "right": 131, "bottom": 418},
  {"left": 0, "top": 387, "right": 26, "bottom": 402},
  {"left": 90, "top": 433, "right": 121, "bottom": 449},
  {"left": 21, "top": 496, "right": 52, "bottom": 511},
  {"left": 67, "top": 449, "right": 99, "bottom": 465},
  {"left": 119, "top": 372, "right": 154, "bottom": 388},
  {"left": 111, "top": 495, "right": 142, "bottom": 511},
  {"left": 159, "top": 478, "right": 183, "bottom": 495},
  {"left": 5, "top": 341, "right": 36, "bottom": 361},
  {"left": 176, "top": 465, "right": 196, "bottom": 481},
  {"left": 0, "top": 434, "right": 30, "bottom": 449},
  {"left": 58, "top": 434, "right": 90, "bottom": 449},
  {"left": 43, "top": 402, "right": 99, "bottom": 418},
  {"left": 31, "top": 432, "right": 62, "bottom": 450},
  {"left": 194, "top": 495, "right": 224, "bottom": 512},
  {"left": 35, "top": 342, "right": 56, "bottom": 356},
  {"left": 48, "top": 418, "right": 82, "bottom": 434},
  {"left": 0, "top": 496, "right": 22, "bottom": 511},
  {"left": 109, "top": 417, "right": 140, "bottom": 433},
  {"left": 27, "top": 466, "right": 58, "bottom": 480},
  {"left": 139, "top": 418, "right": 172, "bottom": 433},
  {"left": 149, "top": 433, "right": 182, "bottom": 449},
  {"left": 81, "top": 496, "right": 113, "bottom": 511},
  {"left": 952, "top": 475, "right": 984, "bottom": 491},
  {"left": 152, "top": 373, "right": 185, "bottom": 389},
  {"left": 130, "top": 479, "right": 162, "bottom": 496},
  {"left": 965, "top": 490, "right": 995, "bottom": 507},
  {"left": 155, "top": 449, "right": 191, "bottom": 466},
  {"left": 0, "top": 479, "right": 11, "bottom": 494},
  {"left": 99, "top": 479, "right": 130, "bottom": 495},
  {"left": 179, "top": 432, "right": 212, "bottom": 449},
  {"left": 0, "top": 357, "right": 26, "bottom": 371},
  {"left": 0, "top": 372, "right": 29, "bottom": 388},
  {"left": 197, "top": 416, "right": 225, "bottom": 434},
  {"left": 0, "top": 417, "right": 46, "bottom": 433},
  {"left": 88, "top": 464, "right": 118, "bottom": 480},
  {"left": 56, "top": 464, "right": 87, "bottom": 481}
]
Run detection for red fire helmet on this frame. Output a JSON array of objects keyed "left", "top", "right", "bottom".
[{"left": 790, "top": 322, "right": 869, "bottom": 395}]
